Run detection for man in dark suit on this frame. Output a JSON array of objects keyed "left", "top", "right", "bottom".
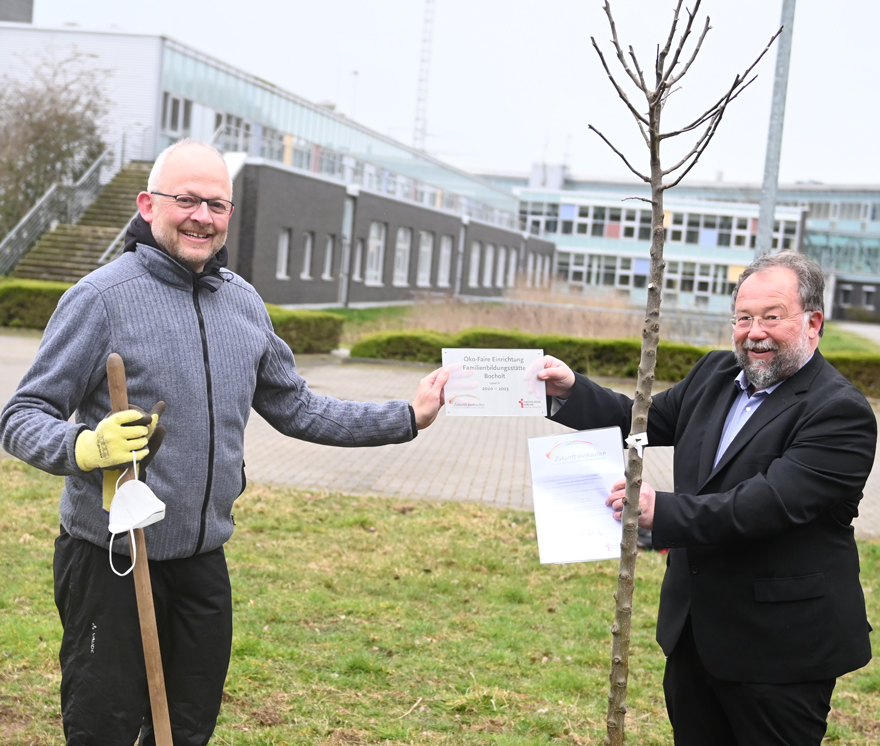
[{"left": 537, "top": 251, "right": 875, "bottom": 745}]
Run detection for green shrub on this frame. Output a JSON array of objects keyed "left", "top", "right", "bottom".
[
  {"left": 825, "top": 353, "right": 880, "bottom": 398},
  {"left": 265, "top": 305, "right": 343, "bottom": 354},
  {"left": 842, "top": 307, "right": 880, "bottom": 324},
  {"left": 0, "top": 279, "right": 71, "bottom": 329},
  {"left": 453, "top": 327, "right": 537, "bottom": 349},
  {"left": 533, "top": 335, "right": 707, "bottom": 383},
  {"left": 351, "top": 328, "right": 708, "bottom": 383},
  {"left": 349, "top": 330, "right": 454, "bottom": 364}
]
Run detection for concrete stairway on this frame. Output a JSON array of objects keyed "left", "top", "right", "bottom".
[{"left": 13, "top": 161, "right": 152, "bottom": 284}]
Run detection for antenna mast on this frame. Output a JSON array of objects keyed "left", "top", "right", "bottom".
[{"left": 413, "top": 0, "right": 436, "bottom": 151}]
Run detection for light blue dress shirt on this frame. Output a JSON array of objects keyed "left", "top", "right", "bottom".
[{"left": 713, "top": 353, "right": 814, "bottom": 467}]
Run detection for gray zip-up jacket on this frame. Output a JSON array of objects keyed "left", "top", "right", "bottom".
[{"left": 0, "top": 245, "right": 416, "bottom": 560}]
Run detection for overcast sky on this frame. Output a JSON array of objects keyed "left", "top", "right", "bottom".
[{"left": 32, "top": 0, "right": 880, "bottom": 186}]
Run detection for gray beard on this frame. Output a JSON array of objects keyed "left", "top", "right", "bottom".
[{"left": 733, "top": 332, "right": 812, "bottom": 390}]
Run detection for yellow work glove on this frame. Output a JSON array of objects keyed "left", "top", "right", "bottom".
[
  {"left": 75, "top": 409, "right": 152, "bottom": 473},
  {"left": 100, "top": 403, "right": 166, "bottom": 511}
]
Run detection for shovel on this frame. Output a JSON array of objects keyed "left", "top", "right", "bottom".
[{"left": 107, "top": 352, "right": 173, "bottom": 746}]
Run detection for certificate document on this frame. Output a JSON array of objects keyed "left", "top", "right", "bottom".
[
  {"left": 442, "top": 348, "right": 547, "bottom": 417},
  {"left": 528, "top": 427, "right": 625, "bottom": 564}
]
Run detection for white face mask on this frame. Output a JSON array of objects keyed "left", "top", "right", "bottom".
[{"left": 108, "top": 454, "right": 166, "bottom": 577}]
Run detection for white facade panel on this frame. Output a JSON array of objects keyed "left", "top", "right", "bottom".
[{"left": 0, "top": 25, "right": 163, "bottom": 163}]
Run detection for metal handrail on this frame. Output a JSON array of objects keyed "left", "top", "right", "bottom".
[
  {"left": 0, "top": 142, "right": 123, "bottom": 275},
  {"left": 99, "top": 209, "right": 140, "bottom": 264},
  {"left": 0, "top": 184, "right": 62, "bottom": 275},
  {"left": 66, "top": 147, "right": 114, "bottom": 225}
]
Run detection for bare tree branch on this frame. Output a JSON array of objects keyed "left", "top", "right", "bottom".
[
  {"left": 659, "top": 0, "right": 703, "bottom": 86},
  {"left": 660, "top": 76, "right": 756, "bottom": 141},
  {"left": 662, "top": 105, "right": 731, "bottom": 188},
  {"left": 666, "top": 15, "right": 712, "bottom": 87},
  {"left": 591, "top": 37, "right": 650, "bottom": 128},
  {"left": 628, "top": 45, "right": 648, "bottom": 92},
  {"left": 655, "top": 0, "right": 684, "bottom": 84},
  {"left": 601, "top": 1, "right": 646, "bottom": 91},
  {"left": 622, "top": 196, "right": 653, "bottom": 204},
  {"left": 661, "top": 116, "right": 719, "bottom": 176},
  {"left": 659, "top": 25, "right": 780, "bottom": 139},
  {"left": 588, "top": 125, "right": 650, "bottom": 183}
]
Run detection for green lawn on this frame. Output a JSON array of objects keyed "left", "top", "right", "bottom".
[
  {"left": 821, "top": 323, "right": 880, "bottom": 354},
  {"left": 1, "top": 460, "right": 878, "bottom": 744}
]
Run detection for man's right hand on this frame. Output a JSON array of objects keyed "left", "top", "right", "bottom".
[
  {"left": 535, "top": 356, "right": 576, "bottom": 398},
  {"left": 75, "top": 409, "right": 153, "bottom": 472}
]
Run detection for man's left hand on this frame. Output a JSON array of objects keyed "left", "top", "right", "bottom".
[
  {"left": 411, "top": 367, "right": 450, "bottom": 430},
  {"left": 606, "top": 477, "right": 655, "bottom": 530}
]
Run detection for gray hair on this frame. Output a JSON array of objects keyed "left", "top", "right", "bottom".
[
  {"left": 147, "top": 138, "right": 232, "bottom": 198},
  {"left": 731, "top": 250, "right": 825, "bottom": 336}
]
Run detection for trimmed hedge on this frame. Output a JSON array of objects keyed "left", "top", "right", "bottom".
[
  {"left": 265, "top": 305, "right": 344, "bottom": 354},
  {"left": 350, "top": 327, "right": 709, "bottom": 382},
  {"left": 0, "top": 279, "right": 72, "bottom": 329},
  {"left": 0, "top": 281, "right": 343, "bottom": 354},
  {"left": 823, "top": 353, "right": 880, "bottom": 399},
  {"left": 349, "top": 327, "right": 880, "bottom": 395},
  {"left": 350, "top": 330, "right": 453, "bottom": 364}
]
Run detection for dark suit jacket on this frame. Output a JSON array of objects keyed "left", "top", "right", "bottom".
[{"left": 551, "top": 350, "right": 875, "bottom": 683}]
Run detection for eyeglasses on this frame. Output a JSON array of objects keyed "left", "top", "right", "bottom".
[
  {"left": 729, "top": 311, "right": 810, "bottom": 330},
  {"left": 150, "top": 192, "right": 234, "bottom": 216}
]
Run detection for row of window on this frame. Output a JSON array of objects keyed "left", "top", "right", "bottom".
[
  {"left": 521, "top": 203, "right": 800, "bottom": 250},
  {"left": 555, "top": 252, "right": 736, "bottom": 303},
  {"left": 275, "top": 223, "right": 552, "bottom": 291},
  {"left": 838, "top": 284, "right": 876, "bottom": 311},
  {"left": 275, "top": 223, "right": 454, "bottom": 288},
  {"left": 162, "top": 90, "right": 516, "bottom": 229},
  {"left": 807, "top": 202, "right": 880, "bottom": 222}
]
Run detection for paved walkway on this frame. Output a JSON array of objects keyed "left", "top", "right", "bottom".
[{"left": 1, "top": 331, "right": 878, "bottom": 539}]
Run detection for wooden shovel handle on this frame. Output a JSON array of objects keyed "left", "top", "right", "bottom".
[{"left": 105, "top": 353, "right": 173, "bottom": 746}]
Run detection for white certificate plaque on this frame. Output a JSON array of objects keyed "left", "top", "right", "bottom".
[
  {"left": 528, "top": 427, "right": 625, "bottom": 564},
  {"left": 442, "top": 348, "right": 547, "bottom": 417}
]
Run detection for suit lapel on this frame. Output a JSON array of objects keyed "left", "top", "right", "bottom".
[
  {"left": 697, "top": 383, "right": 740, "bottom": 487},
  {"left": 700, "top": 352, "right": 824, "bottom": 489}
]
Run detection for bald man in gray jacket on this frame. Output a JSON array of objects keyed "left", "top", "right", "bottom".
[{"left": 0, "top": 139, "right": 448, "bottom": 746}]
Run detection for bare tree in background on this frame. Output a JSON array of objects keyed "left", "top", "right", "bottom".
[
  {"left": 588, "top": 3, "right": 780, "bottom": 744},
  {"left": 0, "top": 50, "right": 109, "bottom": 238}
]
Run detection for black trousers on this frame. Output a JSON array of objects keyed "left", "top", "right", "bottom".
[
  {"left": 663, "top": 617, "right": 836, "bottom": 746},
  {"left": 54, "top": 530, "right": 233, "bottom": 746}
]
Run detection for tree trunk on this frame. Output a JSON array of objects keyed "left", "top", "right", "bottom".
[{"left": 605, "top": 99, "right": 665, "bottom": 746}]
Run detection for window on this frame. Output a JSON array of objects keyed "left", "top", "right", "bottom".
[
  {"left": 352, "top": 238, "right": 364, "bottom": 281},
  {"left": 864, "top": 286, "right": 876, "bottom": 310},
  {"left": 393, "top": 228, "right": 412, "bottom": 286},
  {"left": 680, "top": 262, "right": 696, "bottom": 292},
  {"left": 507, "top": 248, "right": 518, "bottom": 287},
  {"left": 483, "top": 244, "right": 495, "bottom": 287},
  {"left": 276, "top": 229, "right": 291, "bottom": 280},
  {"left": 591, "top": 207, "right": 605, "bottom": 237},
  {"left": 365, "top": 222, "right": 386, "bottom": 285},
  {"left": 638, "top": 211, "right": 652, "bottom": 240},
  {"left": 322, "top": 235, "right": 334, "bottom": 280},
  {"left": 300, "top": 232, "right": 314, "bottom": 279},
  {"left": 437, "top": 235, "right": 453, "bottom": 287},
  {"left": 839, "top": 285, "right": 852, "bottom": 307},
  {"left": 417, "top": 231, "right": 434, "bottom": 287},
  {"left": 839, "top": 203, "right": 862, "bottom": 221},
  {"left": 810, "top": 203, "right": 831, "bottom": 219},
  {"left": 495, "top": 246, "right": 507, "bottom": 287},
  {"left": 468, "top": 242, "right": 481, "bottom": 287}
]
